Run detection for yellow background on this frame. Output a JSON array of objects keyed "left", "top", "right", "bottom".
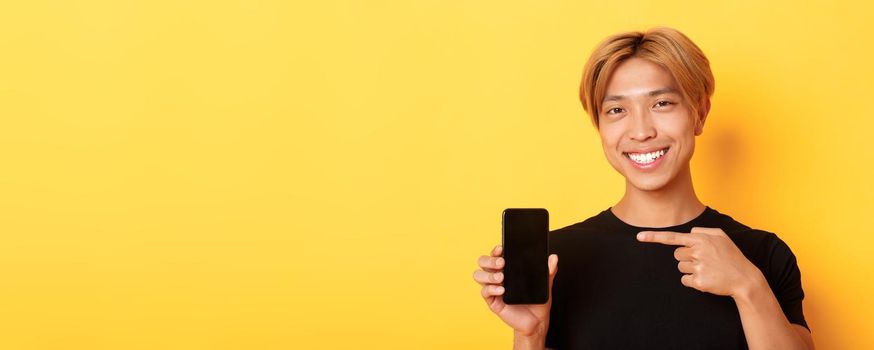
[{"left": 0, "top": 0, "right": 871, "bottom": 349}]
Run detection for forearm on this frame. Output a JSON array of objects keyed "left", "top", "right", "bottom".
[{"left": 733, "top": 272, "right": 809, "bottom": 350}]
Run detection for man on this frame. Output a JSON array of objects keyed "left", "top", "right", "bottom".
[{"left": 472, "top": 27, "right": 815, "bottom": 349}]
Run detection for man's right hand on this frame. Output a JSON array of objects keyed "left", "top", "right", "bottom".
[{"left": 473, "top": 245, "right": 559, "bottom": 337}]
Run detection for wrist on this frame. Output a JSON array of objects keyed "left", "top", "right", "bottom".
[
  {"left": 732, "top": 269, "right": 768, "bottom": 304},
  {"left": 513, "top": 325, "right": 547, "bottom": 350}
]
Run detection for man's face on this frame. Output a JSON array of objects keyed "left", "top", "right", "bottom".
[{"left": 597, "top": 57, "right": 703, "bottom": 192}]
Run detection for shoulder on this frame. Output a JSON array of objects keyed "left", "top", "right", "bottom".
[{"left": 704, "top": 209, "right": 781, "bottom": 253}]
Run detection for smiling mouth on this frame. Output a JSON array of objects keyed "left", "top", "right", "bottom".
[{"left": 623, "top": 147, "right": 670, "bottom": 165}]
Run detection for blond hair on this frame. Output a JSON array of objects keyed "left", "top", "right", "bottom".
[{"left": 579, "top": 27, "right": 715, "bottom": 130}]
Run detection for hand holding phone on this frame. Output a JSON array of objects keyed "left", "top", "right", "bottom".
[{"left": 472, "top": 208, "right": 559, "bottom": 339}]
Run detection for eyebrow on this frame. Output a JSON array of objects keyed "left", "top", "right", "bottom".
[{"left": 602, "top": 87, "right": 679, "bottom": 102}]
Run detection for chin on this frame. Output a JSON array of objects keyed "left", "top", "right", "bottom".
[{"left": 627, "top": 175, "right": 672, "bottom": 192}]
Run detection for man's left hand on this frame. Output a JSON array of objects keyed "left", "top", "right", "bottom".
[{"left": 636, "top": 227, "right": 765, "bottom": 298}]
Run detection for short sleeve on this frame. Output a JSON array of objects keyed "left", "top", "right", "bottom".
[{"left": 764, "top": 232, "right": 810, "bottom": 333}]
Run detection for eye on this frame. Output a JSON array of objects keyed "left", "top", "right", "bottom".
[
  {"left": 654, "top": 100, "right": 673, "bottom": 108},
  {"left": 606, "top": 107, "right": 624, "bottom": 115}
]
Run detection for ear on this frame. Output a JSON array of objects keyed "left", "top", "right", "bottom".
[{"left": 694, "top": 98, "right": 711, "bottom": 136}]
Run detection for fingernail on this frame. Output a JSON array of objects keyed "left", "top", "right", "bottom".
[
  {"left": 637, "top": 232, "right": 646, "bottom": 240},
  {"left": 496, "top": 286, "right": 504, "bottom": 293},
  {"left": 495, "top": 272, "right": 503, "bottom": 281},
  {"left": 496, "top": 258, "right": 504, "bottom": 266}
]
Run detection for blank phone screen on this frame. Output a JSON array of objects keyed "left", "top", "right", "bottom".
[{"left": 501, "top": 208, "right": 549, "bottom": 304}]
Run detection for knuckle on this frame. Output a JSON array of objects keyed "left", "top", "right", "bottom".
[
  {"left": 473, "top": 272, "right": 483, "bottom": 284},
  {"left": 483, "top": 286, "right": 494, "bottom": 296},
  {"left": 478, "top": 272, "right": 488, "bottom": 283},
  {"left": 474, "top": 270, "right": 487, "bottom": 283},
  {"left": 686, "top": 278, "right": 695, "bottom": 287},
  {"left": 682, "top": 275, "right": 694, "bottom": 287}
]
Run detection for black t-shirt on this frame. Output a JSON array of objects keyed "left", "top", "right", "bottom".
[{"left": 544, "top": 206, "right": 809, "bottom": 349}]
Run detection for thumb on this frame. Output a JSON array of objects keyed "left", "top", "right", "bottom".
[{"left": 547, "top": 254, "right": 559, "bottom": 293}]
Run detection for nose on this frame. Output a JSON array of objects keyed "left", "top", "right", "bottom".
[{"left": 627, "top": 109, "right": 656, "bottom": 142}]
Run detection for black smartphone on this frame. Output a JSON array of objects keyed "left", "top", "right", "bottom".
[{"left": 501, "top": 208, "right": 549, "bottom": 305}]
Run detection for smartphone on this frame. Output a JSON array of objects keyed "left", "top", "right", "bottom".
[{"left": 501, "top": 208, "right": 549, "bottom": 305}]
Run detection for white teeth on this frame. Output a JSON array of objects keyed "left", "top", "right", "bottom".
[{"left": 625, "top": 148, "right": 668, "bottom": 164}]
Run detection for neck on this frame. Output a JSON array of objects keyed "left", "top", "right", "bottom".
[{"left": 611, "top": 163, "right": 705, "bottom": 228}]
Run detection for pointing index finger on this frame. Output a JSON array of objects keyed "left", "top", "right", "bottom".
[{"left": 637, "top": 231, "right": 695, "bottom": 246}]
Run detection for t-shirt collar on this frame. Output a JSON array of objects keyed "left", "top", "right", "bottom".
[{"left": 603, "top": 206, "right": 715, "bottom": 232}]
